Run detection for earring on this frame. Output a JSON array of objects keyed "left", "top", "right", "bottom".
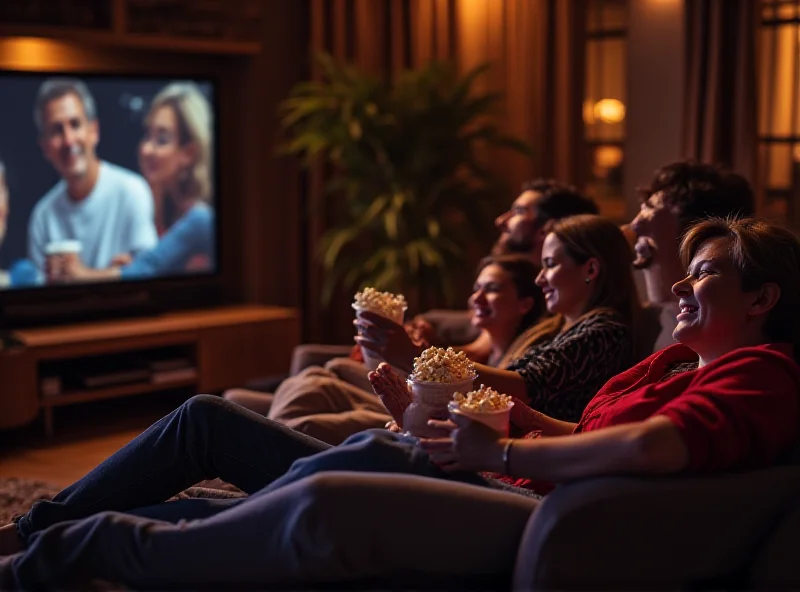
[{"left": 585, "top": 278, "right": 591, "bottom": 284}]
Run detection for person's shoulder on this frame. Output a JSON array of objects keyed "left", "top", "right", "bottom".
[
  {"left": 711, "top": 343, "right": 799, "bottom": 370},
  {"left": 579, "top": 308, "right": 630, "bottom": 333},
  {"left": 99, "top": 161, "right": 152, "bottom": 198},
  {"left": 187, "top": 201, "right": 213, "bottom": 220},
  {"left": 31, "top": 181, "right": 67, "bottom": 220},
  {"left": 699, "top": 343, "right": 800, "bottom": 389}
]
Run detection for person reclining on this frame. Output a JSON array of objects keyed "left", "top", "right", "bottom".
[{"left": 1, "top": 216, "right": 798, "bottom": 590}]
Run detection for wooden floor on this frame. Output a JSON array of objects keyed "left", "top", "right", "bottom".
[{"left": 0, "top": 390, "right": 194, "bottom": 487}]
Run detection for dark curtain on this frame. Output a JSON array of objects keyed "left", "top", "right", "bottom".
[
  {"left": 682, "top": 0, "right": 758, "bottom": 182},
  {"left": 304, "top": 0, "right": 586, "bottom": 342}
]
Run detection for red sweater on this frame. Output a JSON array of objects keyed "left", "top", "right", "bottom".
[{"left": 502, "top": 343, "right": 800, "bottom": 491}]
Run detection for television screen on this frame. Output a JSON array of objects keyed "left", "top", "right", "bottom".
[{"left": 0, "top": 73, "right": 217, "bottom": 292}]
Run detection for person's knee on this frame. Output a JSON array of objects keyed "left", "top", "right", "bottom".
[
  {"left": 341, "top": 428, "right": 395, "bottom": 447},
  {"left": 182, "top": 394, "right": 229, "bottom": 422}
]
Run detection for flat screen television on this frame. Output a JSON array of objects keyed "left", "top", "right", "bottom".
[{"left": 0, "top": 71, "right": 222, "bottom": 329}]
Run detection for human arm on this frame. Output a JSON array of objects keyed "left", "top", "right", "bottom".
[
  {"left": 457, "top": 331, "right": 492, "bottom": 364},
  {"left": 509, "top": 398, "right": 577, "bottom": 437},
  {"left": 27, "top": 207, "right": 46, "bottom": 272},
  {"left": 357, "top": 310, "right": 493, "bottom": 372},
  {"left": 355, "top": 310, "right": 424, "bottom": 374},
  {"left": 421, "top": 345, "right": 800, "bottom": 479},
  {"left": 504, "top": 315, "right": 630, "bottom": 420},
  {"left": 122, "top": 204, "right": 213, "bottom": 279},
  {"left": 121, "top": 177, "right": 158, "bottom": 255},
  {"left": 422, "top": 413, "right": 689, "bottom": 480}
]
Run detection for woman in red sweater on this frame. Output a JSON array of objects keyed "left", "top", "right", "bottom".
[{"left": 2, "top": 217, "right": 799, "bottom": 590}]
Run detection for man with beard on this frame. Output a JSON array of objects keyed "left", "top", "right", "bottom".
[
  {"left": 28, "top": 78, "right": 157, "bottom": 281},
  {"left": 493, "top": 179, "right": 598, "bottom": 263},
  {"left": 630, "top": 161, "right": 754, "bottom": 353},
  {"left": 224, "top": 180, "right": 598, "bottom": 411}
]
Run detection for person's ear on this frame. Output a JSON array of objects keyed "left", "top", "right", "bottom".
[
  {"left": 89, "top": 119, "right": 100, "bottom": 145},
  {"left": 585, "top": 257, "right": 600, "bottom": 282},
  {"left": 748, "top": 283, "right": 781, "bottom": 318}
]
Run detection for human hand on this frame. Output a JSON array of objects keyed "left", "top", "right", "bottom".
[
  {"left": 509, "top": 397, "right": 545, "bottom": 435},
  {"left": 419, "top": 412, "right": 506, "bottom": 473},
  {"left": 384, "top": 420, "right": 402, "bottom": 433},
  {"left": 109, "top": 253, "right": 133, "bottom": 268},
  {"left": 355, "top": 310, "right": 422, "bottom": 374},
  {"left": 46, "top": 253, "right": 85, "bottom": 283},
  {"left": 368, "top": 362, "right": 412, "bottom": 427},
  {"left": 404, "top": 315, "right": 435, "bottom": 347}
]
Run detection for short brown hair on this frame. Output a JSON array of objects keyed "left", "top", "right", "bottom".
[
  {"left": 641, "top": 161, "right": 754, "bottom": 233},
  {"left": 680, "top": 217, "right": 800, "bottom": 358}
]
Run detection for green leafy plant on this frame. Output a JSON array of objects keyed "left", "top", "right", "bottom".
[{"left": 279, "top": 52, "right": 531, "bottom": 309}]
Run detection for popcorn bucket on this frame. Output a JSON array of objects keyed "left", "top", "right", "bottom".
[
  {"left": 402, "top": 374, "right": 476, "bottom": 438},
  {"left": 352, "top": 303, "right": 407, "bottom": 374},
  {"left": 447, "top": 400, "right": 514, "bottom": 436}
]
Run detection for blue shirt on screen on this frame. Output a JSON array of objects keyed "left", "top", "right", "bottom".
[{"left": 121, "top": 202, "right": 214, "bottom": 279}]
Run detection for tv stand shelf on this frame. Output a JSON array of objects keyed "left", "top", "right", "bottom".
[{"left": 0, "top": 305, "right": 300, "bottom": 437}]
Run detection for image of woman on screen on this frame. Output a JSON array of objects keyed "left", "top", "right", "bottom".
[{"left": 50, "top": 82, "right": 215, "bottom": 282}]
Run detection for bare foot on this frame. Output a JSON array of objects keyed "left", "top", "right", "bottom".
[
  {"left": 0, "top": 523, "right": 22, "bottom": 556},
  {"left": 368, "top": 363, "right": 412, "bottom": 428}
]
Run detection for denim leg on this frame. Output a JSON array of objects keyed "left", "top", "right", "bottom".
[
  {"left": 1, "top": 472, "right": 539, "bottom": 590},
  {"left": 250, "top": 428, "right": 491, "bottom": 499},
  {"left": 15, "top": 395, "right": 330, "bottom": 543}
]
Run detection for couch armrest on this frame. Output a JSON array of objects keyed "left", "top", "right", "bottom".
[
  {"left": 513, "top": 466, "right": 800, "bottom": 591},
  {"left": 290, "top": 344, "right": 354, "bottom": 375}
]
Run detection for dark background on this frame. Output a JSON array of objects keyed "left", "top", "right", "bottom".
[{"left": 0, "top": 75, "right": 214, "bottom": 271}]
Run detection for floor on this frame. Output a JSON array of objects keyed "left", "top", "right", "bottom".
[{"left": 0, "top": 390, "right": 193, "bottom": 487}]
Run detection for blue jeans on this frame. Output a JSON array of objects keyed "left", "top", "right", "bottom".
[
  {"left": 15, "top": 394, "right": 491, "bottom": 543},
  {"left": 2, "top": 395, "right": 536, "bottom": 589}
]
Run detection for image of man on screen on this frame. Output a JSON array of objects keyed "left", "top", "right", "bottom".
[{"left": 27, "top": 78, "right": 158, "bottom": 282}]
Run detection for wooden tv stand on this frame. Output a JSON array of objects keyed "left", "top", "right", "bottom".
[{"left": 0, "top": 305, "right": 300, "bottom": 437}]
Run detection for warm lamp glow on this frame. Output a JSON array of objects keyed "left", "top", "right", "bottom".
[
  {"left": 583, "top": 100, "right": 596, "bottom": 125},
  {"left": 0, "top": 38, "right": 63, "bottom": 69},
  {"left": 595, "top": 145, "right": 624, "bottom": 169},
  {"left": 593, "top": 98, "right": 626, "bottom": 124}
]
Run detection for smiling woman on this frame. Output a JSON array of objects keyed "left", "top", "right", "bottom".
[
  {"left": 2, "top": 218, "right": 799, "bottom": 590},
  {"left": 358, "top": 214, "right": 641, "bottom": 424}
]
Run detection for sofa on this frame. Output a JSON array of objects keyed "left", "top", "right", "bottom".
[{"left": 515, "top": 462, "right": 800, "bottom": 589}]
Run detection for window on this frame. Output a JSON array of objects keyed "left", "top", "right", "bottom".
[
  {"left": 584, "top": 0, "right": 627, "bottom": 222},
  {"left": 759, "top": 0, "right": 800, "bottom": 226}
]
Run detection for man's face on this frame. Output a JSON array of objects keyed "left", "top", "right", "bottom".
[
  {"left": 494, "top": 190, "right": 546, "bottom": 261},
  {"left": 39, "top": 92, "right": 99, "bottom": 181},
  {"left": 0, "top": 174, "right": 8, "bottom": 247},
  {"left": 629, "top": 191, "right": 682, "bottom": 269}
]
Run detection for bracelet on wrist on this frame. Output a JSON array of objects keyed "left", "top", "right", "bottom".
[{"left": 502, "top": 439, "right": 514, "bottom": 475}]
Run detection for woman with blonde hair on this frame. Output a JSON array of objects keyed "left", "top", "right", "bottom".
[{"left": 57, "top": 82, "right": 215, "bottom": 281}]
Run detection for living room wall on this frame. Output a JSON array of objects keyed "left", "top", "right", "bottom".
[{"left": 0, "top": 0, "right": 310, "bottom": 322}]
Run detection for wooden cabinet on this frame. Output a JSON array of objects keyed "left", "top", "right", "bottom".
[
  {"left": 0, "top": 305, "right": 300, "bottom": 437},
  {"left": 0, "top": 0, "right": 265, "bottom": 55}
]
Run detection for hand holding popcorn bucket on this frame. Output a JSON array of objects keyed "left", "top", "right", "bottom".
[
  {"left": 447, "top": 386, "right": 515, "bottom": 436},
  {"left": 402, "top": 347, "right": 476, "bottom": 438},
  {"left": 352, "top": 287, "right": 407, "bottom": 372}
]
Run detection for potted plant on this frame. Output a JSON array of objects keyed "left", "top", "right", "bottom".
[{"left": 279, "top": 53, "right": 531, "bottom": 311}]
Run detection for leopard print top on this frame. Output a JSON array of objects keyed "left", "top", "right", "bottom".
[{"left": 504, "top": 310, "right": 633, "bottom": 423}]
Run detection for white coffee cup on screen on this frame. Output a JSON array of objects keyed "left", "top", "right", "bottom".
[{"left": 45, "top": 239, "right": 83, "bottom": 283}]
